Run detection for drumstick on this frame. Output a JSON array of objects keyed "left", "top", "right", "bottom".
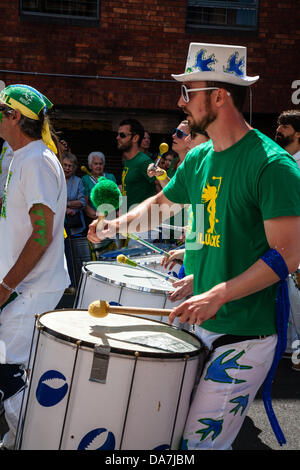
[
  {"left": 90, "top": 177, "right": 122, "bottom": 232},
  {"left": 124, "top": 233, "right": 183, "bottom": 265},
  {"left": 117, "top": 254, "right": 178, "bottom": 282},
  {"left": 160, "top": 223, "right": 186, "bottom": 233},
  {"left": 88, "top": 300, "right": 172, "bottom": 318},
  {"left": 153, "top": 142, "right": 169, "bottom": 168},
  {"left": 81, "top": 165, "right": 92, "bottom": 176}
]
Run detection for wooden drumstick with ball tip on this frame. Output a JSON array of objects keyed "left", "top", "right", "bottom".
[
  {"left": 88, "top": 300, "right": 172, "bottom": 318},
  {"left": 81, "top": 165, "right": 92, "bottom": 176}
]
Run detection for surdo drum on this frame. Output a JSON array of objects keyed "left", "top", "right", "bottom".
[
  {"left": 18, "top": 309, "right": 204, "bottom": 450},
  {"left": 74, "top": 261, "right": 182, "bottom": 323}
]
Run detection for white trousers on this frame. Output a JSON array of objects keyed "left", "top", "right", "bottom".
[
  {"left": 0, "top": 288, "right": 64, "bottom": 449},
  {"left": 183, "top": 327, "right": 277, "bottom": 450}
]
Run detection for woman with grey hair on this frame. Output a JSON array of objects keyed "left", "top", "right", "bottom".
[
  {"left": 82, "top": 151, "right": 116, "bottom": 224},
  {"left": 62, "top": 152, "right": 86, "bottom": 233}
]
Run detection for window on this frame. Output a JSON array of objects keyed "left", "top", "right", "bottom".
[
  {"left": 20, "top": 0, "right": 100, "bottom": 21},
  {"left": 186, "top": 0, "right": 259, "bottom": 32}
]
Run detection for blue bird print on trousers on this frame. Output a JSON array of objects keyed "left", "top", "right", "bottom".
[
  {"left": 196, "top": 418, "right": 223, "bottom": 442},
  {"left": 229, "top": 395, "right": 249, "bottom": 416},
  {"left": 205, "top": 349, "right": 252, "bottom": 384},
  {"left": 224, "top": 52, "right": 245, "bottom": 77}
]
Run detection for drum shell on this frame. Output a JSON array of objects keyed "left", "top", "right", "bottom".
[
  {"left": 74, "top": 262, "right": 181, "bottom": 323},
  {"left": 19, "top": 311, "right": 203, "bottom": 450}
]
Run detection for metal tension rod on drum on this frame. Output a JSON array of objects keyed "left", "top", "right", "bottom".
[{"left": 58, "top": 340, "right": 81, "bottom": 450}]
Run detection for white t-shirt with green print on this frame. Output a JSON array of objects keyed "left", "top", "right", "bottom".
[{"left": 0, "top": 139, "right": 70, "bottom": 292}]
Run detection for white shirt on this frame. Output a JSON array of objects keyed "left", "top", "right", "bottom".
[
  {"left": 0, "top": 140, "right": 70, "bottom": 292},
  {"left": 0, "top": 141, "right": 13, "bottom": 199}
]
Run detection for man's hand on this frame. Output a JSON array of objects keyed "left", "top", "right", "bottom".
[
  {"left": 161, "top": 249, "right": 185, "bottom": 271},
  {"left": 147, "top": 163, "right": 165, "bottom": 178},
  {"left": 168, "top": 274, "right": 194, "bottom": 302},
  {"left": 87, "top": 219, "right": 118, "bottom": 243},
  {"left": 168, "top": 284, "right": 225, "bottom": 326}
]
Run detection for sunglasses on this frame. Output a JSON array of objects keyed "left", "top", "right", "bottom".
[
  {"left": 172, "top": 128, "right": 188, "bottom": 139},
  {"left": 0, "top": 105, "right": 13, "bottom": 115},
  {"left": 117, "top": 132, "right": 132, "bottom": 139},
  {"left": 181, "top": 84, "right": 219, "bottom": 103}
]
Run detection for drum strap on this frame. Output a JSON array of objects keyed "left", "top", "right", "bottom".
[
  {"left": 0, "top": 363, "right": 27, "bottom": 402},
  {"left": 0, "top": 291, "right": 18, "bottom": 311},
  {"left": 260, "top": 248, "right": 289, "bottom": 446}
]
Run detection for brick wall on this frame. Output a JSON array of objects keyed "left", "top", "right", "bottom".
[{"left": 0, "top": 0, "right": 298, "bottom": 116}]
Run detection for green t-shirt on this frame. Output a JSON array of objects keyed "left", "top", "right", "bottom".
[
  {"left": 167, "top": 157, "right": 179, "bottom": 179},
  {"left": 183, "top": 205, "right": 200, "bottom": 276},
  {"left": 121, "top": 151, "right": 156, "bottom": 211},
  {"left": 164, "top": 129, "right": 300, "bottom": 335}
]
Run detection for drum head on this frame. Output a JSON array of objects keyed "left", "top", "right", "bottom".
[
  {"left": 83, "top": 261, "right": 176, "bottom": 293},
  {"left": 38, "top": 309, "right": 202, "bottom": 358}
]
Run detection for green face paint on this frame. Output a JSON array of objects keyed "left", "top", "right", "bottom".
[
  {"left": 33, "top": 205, "right": 47, "bottom": 247},
  {"left": 0, "top": 112, "right": 3, "bottom": 122}
]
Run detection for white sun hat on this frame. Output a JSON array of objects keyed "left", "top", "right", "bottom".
[{"left": 172, "top": 42, "right": 259, "bottom": 86}]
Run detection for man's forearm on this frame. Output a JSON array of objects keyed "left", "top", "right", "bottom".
[
  {"left": 3, "top": 235, "right": 50, "bottom": 290},
  {"left": 117, "top": 192, "right": 183, "bottom": 234}
]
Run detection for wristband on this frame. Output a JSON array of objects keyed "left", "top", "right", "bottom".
[
  {"left": 156, "top": 170, "right": 168, "bottom": 181},
  {"left": 0, "top": 280, "right": 15, "bottom": 294}
]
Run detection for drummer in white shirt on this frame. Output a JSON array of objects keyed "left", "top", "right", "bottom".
[{"left": 0, "top": 84, "right": 69, "bottom": 449}]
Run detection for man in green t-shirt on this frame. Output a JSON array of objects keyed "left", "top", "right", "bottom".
[
  {"left": 88, "top": 43, "right": 300, "bottom": 450},
  {"left": 117, "top": 118, "right": 156, "bottom": 213}
]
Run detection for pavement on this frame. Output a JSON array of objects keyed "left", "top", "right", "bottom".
[{"left": 1, "top": 293, "right": 299, "bottom": 451}]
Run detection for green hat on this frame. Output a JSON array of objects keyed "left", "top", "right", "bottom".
[
  {"left": 0, "top": 84, "right": 57, "bottom": 154},
  {"left": 0, "top": 84, "right": 53, "bottom": 120}
]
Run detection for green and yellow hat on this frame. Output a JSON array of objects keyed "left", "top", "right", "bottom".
[{"left": 0, "top": 84, "right": 57, "bottom": 154}]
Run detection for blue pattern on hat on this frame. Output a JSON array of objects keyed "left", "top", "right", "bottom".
[
  {"left": 194, "top": 49, "right": 216, "bottom": 72},
  {"left": 223, "top": 52, "right": 245, "bottom": 77}
]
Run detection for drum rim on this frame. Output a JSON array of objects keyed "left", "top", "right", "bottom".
[
  {"left": 82, "top": 261, "right": 174, "bottom": 295},
  {"left": 36, "top": 309, "right": 203, "bottom": 359}
]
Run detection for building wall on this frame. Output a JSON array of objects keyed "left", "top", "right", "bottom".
[{"left": 0, "top": 0, "right": 299, "bottom": 175}]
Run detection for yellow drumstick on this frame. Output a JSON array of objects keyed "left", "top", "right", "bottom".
[
  {"left": 88, "top": 300, "right": 172, "bottom": 318},
  {"left": 117, "top": 254, "right": 178, "bottom": 282},
  {"left": 153, "top": 142, "right": 169, "bottom": 168}
]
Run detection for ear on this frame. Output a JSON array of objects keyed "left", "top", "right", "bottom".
[
  {"left": 12, "top": 109, "right": 22, "bottom": 125},
  {"left": 132, "top": 133, "right": 139, "bottom": 144},
  {"left": 214, "top": 88, "right": 229, "bottom": 107}
]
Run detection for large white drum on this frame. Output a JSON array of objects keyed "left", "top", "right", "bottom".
[
  {"left": 74, "top": 262, "right": 182, "bottom": 322},
  {"left": 18, "top": 310, "right": 204, "bottom": 450}
]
